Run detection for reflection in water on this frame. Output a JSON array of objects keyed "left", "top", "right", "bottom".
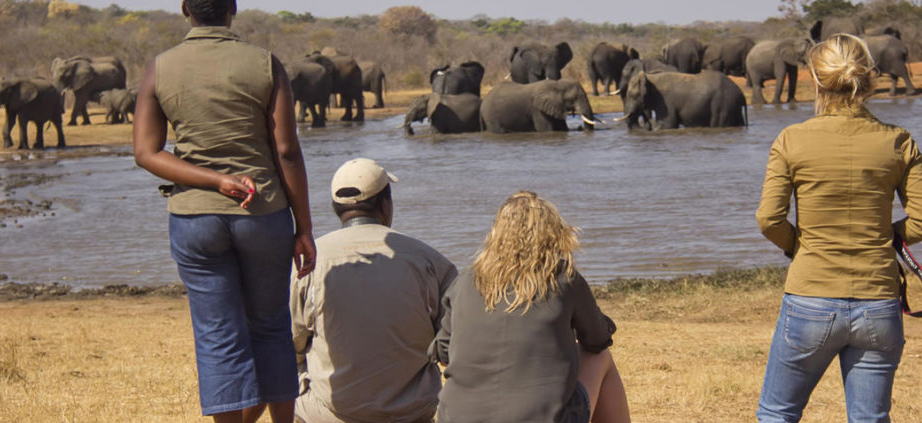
[{"left": 2, "top": 99, "right": 922, "bottom": 288}]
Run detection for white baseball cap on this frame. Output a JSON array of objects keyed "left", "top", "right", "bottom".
[{"left": 331, "top": 158, "right": 398, "bottom": 204}]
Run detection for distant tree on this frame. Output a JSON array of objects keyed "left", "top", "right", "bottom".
[
  {"left": 802, "top": 0, "right": 862, "bottom": 20},
  {"left": 379, "top": 6, "right": 436, "bottom": 41},
  {"left": 485, "top": 17, "right": 524, "bottom": 37},
  {"left": 277, "top": 10, "right": 314, "bottom": 23},
  {"left": 47, "top": 0, "right": 87, "bottom": 20}
]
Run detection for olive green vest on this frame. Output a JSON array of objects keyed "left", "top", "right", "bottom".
[{"left": 155, "top": 26, "right": 288, "bottom": 216}]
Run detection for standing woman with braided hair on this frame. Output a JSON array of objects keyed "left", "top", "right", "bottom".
[
  {"left": 134, "top": 1, "right": 316, "bottom": 422},
  {"left": 755, "top": 34, "right": 922, "bottom": 422}
]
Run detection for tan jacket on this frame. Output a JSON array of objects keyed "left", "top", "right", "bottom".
[
  {"left": 155, "top": 26, "right": 288, "bottom": 216},
  {"left": 756, "top": 107, "right": 922, "bottom": 299},
  {"left": 290, "top": 222, "right": 457, "bottom": 423}
]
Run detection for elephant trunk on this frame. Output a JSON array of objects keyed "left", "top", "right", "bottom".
[{"left": 574, "top": 91, "right": 595, "bottom": 131}]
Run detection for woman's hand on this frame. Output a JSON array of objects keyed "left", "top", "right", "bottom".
[
  {"left": 217, "top": 174, "right": 256, "bottom": 209},
  {"left": 293, "top": 232, "right": 317, "bottom": 278}
]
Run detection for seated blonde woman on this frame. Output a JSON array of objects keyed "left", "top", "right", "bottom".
[{"left": 430, "top": 191, "right": 631, "bottom": 423}]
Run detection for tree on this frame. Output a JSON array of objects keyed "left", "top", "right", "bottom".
[
  {"left": 802, "top": 0, "right": 862, "bottom": 20},
  {"left": 378, "top": 6, "right": 436, "bottom": 41}
]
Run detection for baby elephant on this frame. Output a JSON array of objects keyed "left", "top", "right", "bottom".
[
  {"left": 617, "top": 70, "right": 747, "bottom": 130},
  {"left": 1, "top": 77, "right": 65, "bottom": 149},
  {"left": 95, "top": 88, "right": 137, "bottom": 124},
  {"left": 402, "top": 93, "right": 482, "bottom": 135}
]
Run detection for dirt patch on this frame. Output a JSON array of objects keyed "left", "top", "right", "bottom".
[{"left": 0, "top": 280, "right": 186, "bottom": 302}]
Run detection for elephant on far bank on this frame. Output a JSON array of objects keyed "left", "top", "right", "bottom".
[
  {"left": 745, "top": 38, "right": 812, "bottom": 104},
  {"left": 287, "top": 58, "right": 332, "bottom": 127},
  {"left": 509, "top": 42, "right": 573, "bottom": 83},
  {"left": 810, "top": 17, "right": 865, "bottom": 42},
  {"left": 431, "top": 61, "right": 485, "bottom": 97},
  {"left": 1, "top": 77, "right": 65, "bottom": 149},
  {"left": 306, "top": 52, "right": 364, "bottom": 121},
  {"left": 93, "top": 88, "right": 136, "bottom": 124},
  {"left": 617, "top": 70, "right": 747, "bottom": 130},
  {"left": 586, "top": 42, "right": 640, "bottom": 96},
  {"left": 360, "top": 61, "right": 386, "bottom": 108},
  {"left": 401, "top": 93, "right": 481, "bottom": 135},
  {"left": 864, "top": 34, "right": 918, "bottom": 96},
  {"left": 662, "top": 37, "right": 704, "bottom": 73},
  {"left": 481, "top": 79, "right": 596, "bottom": 133},
  {"left": 51, "top": 56, "right": 126, "bottom": 126},
  {"left": 703, "top": 36, "right": 755, "bottom": 77}
]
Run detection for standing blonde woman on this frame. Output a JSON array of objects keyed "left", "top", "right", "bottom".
[
  {"left": 756, "top": 33, "right": 922, "bottom": 422},
  {"left": 431, "top": 191, "right": 631, "bottom": 423}
]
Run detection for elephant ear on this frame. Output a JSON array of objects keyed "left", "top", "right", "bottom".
[
  {"left": 460, "top": 61, "right": 485, "bottom": 85},
  {"left": 555, "top": 42, "right": 573, "bottom": 67},
  {"left": 777, "top": 42, "right": 798, "bottom": 66},
  {"left": 883, "top": 27, "right": 902, "bottom": 40},
  {"left": 16, "top": 80, "right": 40, "bottom": 105},
  {"left": 810, "top": 20, "right": 823, "bottom": 43},
  {"left": 71, "top": 61, "right": 96, "bottom": 92},
  {"left": 427, "top": 93, "right": 443, "bottom": 117},
  {"left": 533, "top": 86, "right": 566, "bottom": 120},
  {"left": 509, "top": 46, "right": 520, "bottom": 63},
  {"left": 628, "top": 47, "right": 640, "bottom": 60},
  {"left": 627, "top": 71, "right": 647, "bottom": 99},
  {"left": 429, "top": 64, "right": 449, "bottom": 85}
]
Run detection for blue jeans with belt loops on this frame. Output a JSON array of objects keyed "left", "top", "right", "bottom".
[
  {"left": 757, "top": 294, "right": 904, "bottom": 423},
  {"left": 170, "top": 208, "right": 298, "bottom": 415}
]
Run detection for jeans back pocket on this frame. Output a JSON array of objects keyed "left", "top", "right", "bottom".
[
  {"left": 861, "top": 302, "right": 904, "bottom": 352},
  {"left": 784, "top": 301, "right": 836, "bottom": 354}
]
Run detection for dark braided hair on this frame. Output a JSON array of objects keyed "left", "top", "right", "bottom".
[{"left": 183, "top": 0, "right": 236, "bottom": 26}]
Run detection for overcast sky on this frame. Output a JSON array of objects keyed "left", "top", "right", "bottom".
[{"left": 75, "top": 1, "right": 787, "bottom": 25}]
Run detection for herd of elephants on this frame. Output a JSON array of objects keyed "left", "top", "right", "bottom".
[{"left": 0, "top": 16, "right": 918, "bottom": 149}]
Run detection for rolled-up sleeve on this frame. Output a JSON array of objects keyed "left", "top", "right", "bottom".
[
  {"left": 570, "top": 271, "right": 616, "bottom": 354},
  {"left": 756, "top": 132, "right": 797, "bottom": 254},
  {"left": 896, "top": 134, "right": 922, "bottom": 245}
]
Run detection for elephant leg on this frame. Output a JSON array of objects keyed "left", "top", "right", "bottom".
[
  {"left": 310, "top": 105, "right": 325, "bottom": 128},
  {"left": 340, "top": 97, "right": 353, "bottom": 121},
  {"left": 532, "top": 112, "right": 556, "bottom": 132},
  {"left": 603, "top": 76, "right": 613, "bottom": 96},
  {"left": 17, "top": 116, "right": 29, "bottom": 149},
  {"left": 81, "top": 103, "right": 91, "bottom": 125},
  {"left": 3, "top": 112, "right": 14, "bottom": 148},
  {"left": 296, "top": 101, "right": 307, "bottom": 123},
  {"left": 588, "top": 66, "right": 599, "bottom": 96},
  {"left": 890, "top": 75, "right": 898, "bottom": 96},
  {"left": 786, "top": 67, "right": 798, "bottom": 103},
  {"left": 902, "top": 65, "right": 918, "bottom": 95},
  {"left": 354, "top": 95, "right": 364, "bottom": 122},
  {"left": 67, "top": 101, "right": 81, "bottom": 126},
  {"left": 33, "top": 120, "right": 45, "bottom": 149},
  {"left": 750, "top": 74, "right": 766, "bottom": 105},
  {"left": 770, "top": 63, "right": 787, "bottom": 104},
  {"left": 54, "top": 117, "right": 65, "bottom": 147}
]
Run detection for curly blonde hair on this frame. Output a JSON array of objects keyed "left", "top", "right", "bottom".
[
  {"left": 808, "top": 33, "right": 876, "bottom": 116},
  {"left": 473, "top": 191, "right": 580, "bottom": 313}
]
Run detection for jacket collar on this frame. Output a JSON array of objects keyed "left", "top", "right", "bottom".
[
  {"left": 820, "top": 104, "right": 875, "bottom": 120},
  {"left": 184, "top": 26, "right": 242, "bottom": 42}
]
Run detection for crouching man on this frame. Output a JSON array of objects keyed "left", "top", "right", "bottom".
[{"left": 290, "top": 158, "right": 457, "bottom": 423}]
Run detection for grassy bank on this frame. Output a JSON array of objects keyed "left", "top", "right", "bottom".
[{"left": 2, "top": 267, "right": 921, "bottom": 422}]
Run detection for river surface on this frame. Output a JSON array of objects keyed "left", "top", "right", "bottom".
[{"left": 2, "top": 99, "right": 922, "bottom": 288}]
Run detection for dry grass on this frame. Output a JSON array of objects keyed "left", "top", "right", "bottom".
[{"left": 2, "top": 268, "right": 921, "bottom": 422}]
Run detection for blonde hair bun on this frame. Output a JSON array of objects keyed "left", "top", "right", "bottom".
[{"left": 808, "top": 33, "right": 875, "bottom": 114}]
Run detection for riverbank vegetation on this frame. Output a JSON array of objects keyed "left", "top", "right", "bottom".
[
  {"left": 3, "top": 0, "right": 922, "bottom": 89},
  {"left": 2, "top": 267, "right": 921, "bottom": 421}
]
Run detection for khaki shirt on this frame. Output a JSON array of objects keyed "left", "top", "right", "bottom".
[
  {"left": 756, "top": 107, "right": 922, "bottom": 299},
  {"left": 155, "top": 26, "right": 288, "bottom": 216},
  {"left": 290, "top": 222, "right": 458, "bottom": 423}
]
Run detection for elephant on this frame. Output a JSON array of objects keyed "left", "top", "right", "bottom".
[
  {"left": 586, "top": 42, "right": 640, "bottom": 96},
  {"left": 1, "top": 77, "right": 65, "bottom": 149},
  {"left": 810, "top": 17, "right": 865, "bottom": 42},
  {"left": 745, "top": 38, "right": 813, "bottom": 105},
  {"left": 864, "top": 34, "right": 918, "bottom": 96},
  {"left": 93, "top": 88, "right": 136, "bottom": 124},
  {"left": 616, "top": 59, "right": 680, "bottom": 127},
  {"left": 508, "top": 42, "right": 573, "bottom": 83},
  {"left": 306, "top": 52, "right": 364, "bottom": 121},
  {"left": 288, "top": 59, "right": 332, "bottom": 127},
  {"left": 430, "top": 61, "right": 485, "bottom": 97},
  {"left": 480, "top": 79, "right": 596, "bottom": 133},
  {"left": 616, "top": 70, "right": 747, "bottom": 130},
  {"left": 662, "top": 37, "right": 705, "bottom": 74},
  {"left": 51, "top": 56, "right": 126, "bottom": 126},
  {"left": 401, "top": 93, "right": 482, "bottom": 135},
  {"left": 702, "top": 36, "right": 755, "bottom": 77},
  {"left": 360, "top": 61, "right": 386, "bottom": 108}
]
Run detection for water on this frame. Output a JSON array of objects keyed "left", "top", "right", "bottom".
[{"left": 3, "top": 98, "right": 922, "bottom": 288}]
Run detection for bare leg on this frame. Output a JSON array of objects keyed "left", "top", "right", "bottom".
[
  {"left": 241, "top": 400, "right": 294, "bottom": 423},
  {"left": 212, "top": 410, "right": 242, "bottom": 423},
  {"left": 579, "top": 348, "right": 631, "bottom": 423},
  {"left": 242, "top": 403, "right": 267, "bottom": 423}
]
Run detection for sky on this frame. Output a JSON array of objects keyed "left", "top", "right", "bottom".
[{"left": 75, "top": 0, "right": 787, "bottom": 25}]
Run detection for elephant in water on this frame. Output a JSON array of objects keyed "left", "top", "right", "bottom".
[
  {"left": 480, "top": 79, "right": 596, "bottom": 133},
  {"left": 703, "top": 36, "right": 755, "bottom": 77},
  {"left": 864, "top": 34, "right": 918, "bottom": 96},
  {"left": 401, "top": 93, "right": 481, "bottom": 135},
  {"left": 586, "top": 42, "right": 640, "bottom": 96},
  {"left": 509, "top": 42, "right": 573, "bottom": 83},
  {"left": 360, "top": 61, "right": 386, "bottom": 108},
  {"left": 306, "top": 52, "right": 364, "bottom": 121},
  {"left": 616, "top": 70, "right": 747, "bottom": 130},
  {"left": 288, "top": 58, "right": 332, "bottom": 127},
  {"left": 51, "top": 56, "right": 126, "bottom": 126},
  {"left": 745, "top": 38, "right": 812, "bottom": 105},
  {"left": 662, "top": 38, "right": 704, "bottom": 74},
  {"left": 430, "top": 62, "right": 485, "bottom": 97},
  {"left": 1, "top": 77, "right": 65, "bottom": 149}
]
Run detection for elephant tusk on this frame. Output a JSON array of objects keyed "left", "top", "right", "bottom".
[
  {"left": 611, "top": 89, "right": 621, "bottom": 96},
  {"left": 612, "top": 115, "right": 630, "bottom": 123},
  {"left": 581, "top": 115, "right": 596, "bottom": 126},
  {"left": 503, "top": 73, "right": 511, "bottom": 80}
]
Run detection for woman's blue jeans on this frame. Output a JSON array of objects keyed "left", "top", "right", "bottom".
[
  {"left": 757, "top": 294, "right": 904, "bottom": 423},
  {"left": 170, "top": 208, "right": 298, "bottom": 415}
]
